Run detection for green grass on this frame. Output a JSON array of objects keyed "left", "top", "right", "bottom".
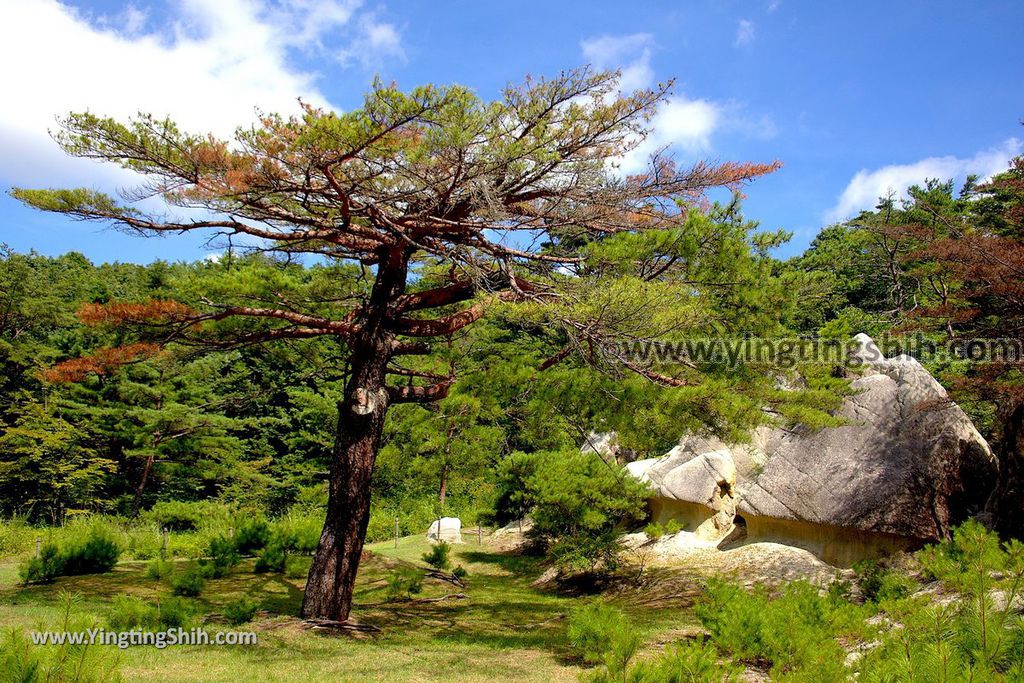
[{"left": 0, "top": 535, "right": 695, "bottom": 682}]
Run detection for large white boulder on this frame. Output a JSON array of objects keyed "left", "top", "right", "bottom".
[
  {"left": 426, "top": 517, "right": 463, "bottom": 544},
  {"left": 628, "top": 334, "right": 997, "bottom": 543},
  {"left": 741, "top": 337, "right": 996, "bottom": 539}
]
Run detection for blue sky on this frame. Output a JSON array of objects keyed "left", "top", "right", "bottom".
[{"left": 0, "top": 0, "right": 1021, "bottom": 263}]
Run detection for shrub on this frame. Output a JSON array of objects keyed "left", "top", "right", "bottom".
[
  {"left": 695, "top": 579, "right": 862, "bottom": 681},
  {"left": 664, "top": 519, "right": 683, "bottom": 535},
  {"left": 271, "top": 511, "right": 321, "bottom": 554},
  {"left": 487, "top": 451, "right": 540, "bottom": 527},
  {"left": 694, "top": 581, "right": 766, "bottom": 662},
  {"left": 19, "top": 530, "right": 120, "bottom": 584},
  {"left": 19, "top": 543, "right": 63, "bottom": 584},
  {"left": 673, "top": 523, "right": 1024, "bottom": 681},
  {"left": 254, "top": 541, "right": 287, "bottom": 573},
  {"left": 234, "top": 519, "right": 271, "bottom": 555},
  {"left": 601, "top": 624, "right": 641, "bottom": 678},
  {"left": 619, "top": 640, "right": 740, "bottom": 683},
  {"left": 3, "top": 591, "right": 122, "bottom": 682},
  {"left": 517, "top": 449, "right": 650, "bottom": 574},
  {"left": 916, "top": 519, "right": 1007, "bottom": 591},
  {"left": 568, "top": 601, "right": 642, "bottom": 681},
  {"left": 567, "top": 601, "right": 634, "bottom": 666},
  {"left": 145, "top": 501, "right": 208, "bottom": 532},
  {"left": 108, "top": 595, "right": 158, "bottom": 630},
  {"left": 285, "top": 555, "right": 311, "bottom": 579},
  {"left": 857, "top": 521, "right": 1024, "bottom": 680},
  {"left": 452, "top": 565, "right": 468, "bottom": 580},
  {"left": 200, "top": 535, "right": 240, "bottom": 578},
  {"left": 644, "top": 522, "right": 664, "bottom": 540},
  {"left": 155, "top": 597, "right": 194, "bottom": 629},
  {"left": 549, "top": 531, "right": 623, "bottom": 574},
  {"left": 224, "top": 597, "right": 258, "bottom": 626},
  {"left": 422, "top": 541, "right": 452, "bottom": 571},
  {"left": 145, "top": 559, "right": 174, "bottom": 581},
  {"left": 170, "top": 567, "right": 206, "bottom": 597},
  {"left": 59, "top": 530, "right": 120, "bottom": 576},
  {"left": 853, "top": 559, "right": 915, "bottom": 603},
  {"left": 826, "top": 575, "right": 854, "bottom": 602},
  {"left": 385, "top": 567, "right": 423, "bottom": 601},
  {"left": 110, "top": 595, "right": 196, "bottom": 631}
]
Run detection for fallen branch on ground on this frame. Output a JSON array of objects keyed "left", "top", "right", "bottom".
[
  {"left": 302, "top": 618, "right": 382, "bottom": 634},
  {"left": 425, "top": 569, "right": 466, "bottom": 588},
  {"left": 410, "top": 593, "right": 468, "bottom": 603}
]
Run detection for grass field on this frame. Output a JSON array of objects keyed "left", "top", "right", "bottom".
[{"left": 0, "top": 535, "right": 696, "bottom": 682}]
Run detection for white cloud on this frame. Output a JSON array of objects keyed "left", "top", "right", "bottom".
[
  {"left": 734, "top": 19, "right": 755, "bottom": 48},
  {"left": 0, "top": 0, "right": 402, "bottom": 189},
  {"left": 270, "top": 0, "right": 362, "bottom": 50},
  {"left": 826, "top": 138, "right": 1023, "bottom": 222},
  {"left": 581, "top": 33, "right": 655, "bottom": 93},
  {"left": 579, "top": 33, "right": 723, "bottom": 173},
  {"left": 621, "top": 97, "right": 721, "bottom": 172},
  {"left": 337, "top": 15, "right": 406, "bottom": 68}
]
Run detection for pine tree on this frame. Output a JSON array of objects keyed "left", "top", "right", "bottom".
[{"left": 13, "top": 68, "right": 776, "bottom": 622}]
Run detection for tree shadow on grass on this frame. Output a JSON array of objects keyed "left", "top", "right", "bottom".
[
  {"left": 459, "top": 550, "right": 542, "bottom": 577},
  {"left": 2, "top": 561, "right": 166, "bottom": 606},
  {"left": 3, "top": 559, "right": 313, "bottom": 618},
  {"left": 220, "top": 571, "right": 306, "bottom": 616},
  {"left": 345, "top": 595, "right": 574, "bottom": 655},
  {"left": 4, "top": 550, "right": 584, "bottom": 662},
  {"left": 332, "top": 558, "right": 585, "bottom": 660}
]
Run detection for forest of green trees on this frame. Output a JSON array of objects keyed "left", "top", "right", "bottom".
[{"left": 3, "top": 157, "right": 1022, "bottom": 536}]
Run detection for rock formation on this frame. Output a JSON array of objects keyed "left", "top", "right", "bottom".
[
  {"left": 626, "top": 448, "right": 738, "bottom": 543},
  {"left": 626, "top": 334, "right": 998, "bottom": 564},
  {"left": 426, "top": 517, "right": 463, "bottom": 543}
]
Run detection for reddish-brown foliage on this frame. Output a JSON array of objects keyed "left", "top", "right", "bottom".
[
  {"left": 916, "top": 234, "right": 1024, "bottom": 329},
  {"left": 41, "top": 342, "right": 161, "bottom": 383},
  {"left": 77, "top": 300, "right": 196, "bottom": 326}
]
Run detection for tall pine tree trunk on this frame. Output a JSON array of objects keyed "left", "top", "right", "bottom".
[
  {"left": 132, "top": 393, "right": 163, "bottom": 518},
  {"left": 300, "top": 350, "right": 389, "bottom": 622},
  {"left": 131, "top": 454, "right": 154, "bottom": 518},
  {"left": 438, "top": 463, "right": 449, "bottom": 506},
  {"left": 301, "top": 247, "right": 408, "bottom": 623},
  {"left": 993, "top": 402, "right": 1024, "bottom": 538}
]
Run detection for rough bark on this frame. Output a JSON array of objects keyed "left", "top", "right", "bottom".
[
  {"left": 299, "top": 357, "right": 389, "bottom": 622},
  {"left": 300, "top": 247, "right": 409, "bottom": 623},
  {"left": 992, "top": 402, "right": 1024, "bottom": 538}
]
